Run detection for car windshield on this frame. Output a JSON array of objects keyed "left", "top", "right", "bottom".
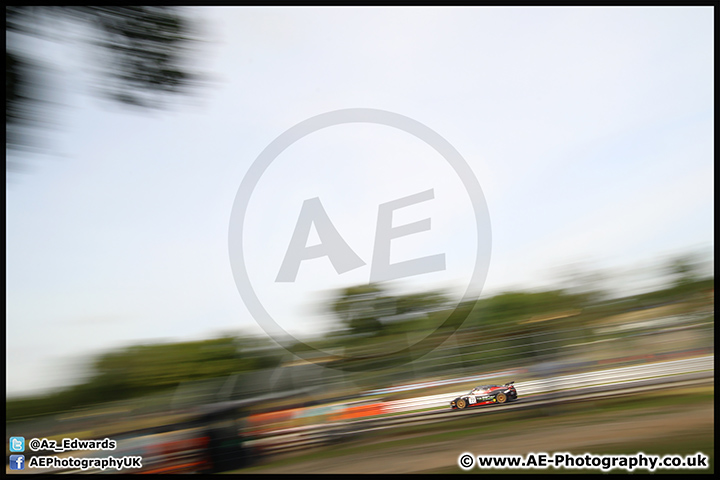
[{"left": 470, "top": 385, "right": 492, "bottom": 394}]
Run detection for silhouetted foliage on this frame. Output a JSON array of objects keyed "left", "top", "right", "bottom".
[{"left": 6, "top": 6, "right": 204, "bottom": 170}]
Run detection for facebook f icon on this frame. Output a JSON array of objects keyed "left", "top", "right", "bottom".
[{"left": 10, "top": 455, "right": 25, "bottom": 470}]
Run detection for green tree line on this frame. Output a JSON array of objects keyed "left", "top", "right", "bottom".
[{"left": 7, "top": 255, "right": 713, "bottom": 421}]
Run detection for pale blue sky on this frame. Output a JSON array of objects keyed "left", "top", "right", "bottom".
[{"left": 6, "top": 7, "right": 713, "bottom": 396}]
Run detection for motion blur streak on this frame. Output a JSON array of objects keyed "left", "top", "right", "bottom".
[{"left": 5, "top": 6, "right": 713, "bottom": 475}]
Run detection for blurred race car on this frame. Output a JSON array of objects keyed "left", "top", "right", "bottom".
[{"left": 450, "top": 382, "right": 517, "bottom": 410}]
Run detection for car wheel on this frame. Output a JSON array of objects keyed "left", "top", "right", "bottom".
[
  {"left": 495, "top": 393, "right": 507, "bottom": 404},
  {"left": 456, "top": 398, "right": 467, "bottom": 410}
]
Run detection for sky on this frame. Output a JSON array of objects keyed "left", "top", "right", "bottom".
[{"left": 6, "top": 7, "right": 714, "bottom": 397}]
